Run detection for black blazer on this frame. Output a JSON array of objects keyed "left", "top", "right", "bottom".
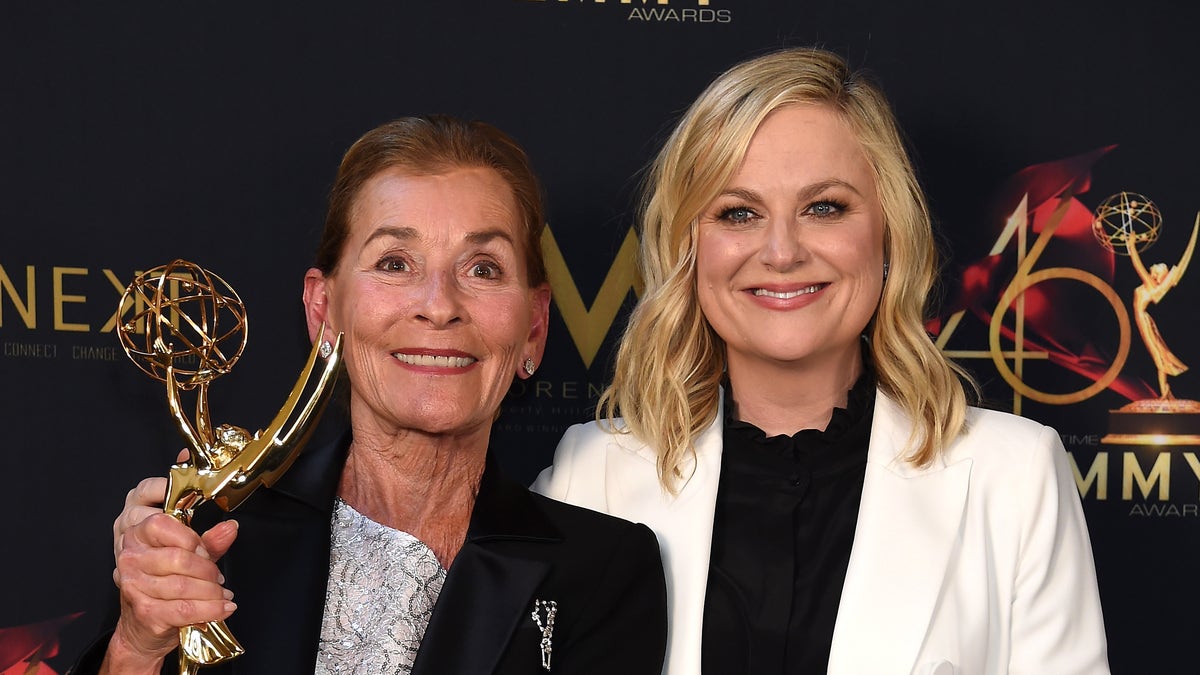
[{"left": 71, "top": 432, "right": 667, "bottom": 674}]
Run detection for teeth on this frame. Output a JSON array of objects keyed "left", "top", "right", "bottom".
[
  {"left": 394, "top": 353, "right": 476, "bottom": 368},
  {"left": 753, "top": 285, "right": 821, "bottom": 299}
]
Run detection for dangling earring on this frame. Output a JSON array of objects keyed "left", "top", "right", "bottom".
[
  {"left": 883, "top": 261, "right": 890, "bottom": 281},
  {"left": 319, "top": 341, "right": 333, "bottom": 359},
  {"left": 523, "top": 358, "right": 537, "bottom": 376}
]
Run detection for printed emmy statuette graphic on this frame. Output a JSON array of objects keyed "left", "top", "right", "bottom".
[{"left": 1092, "top": 193, "right": 1200, "bottom": 445}]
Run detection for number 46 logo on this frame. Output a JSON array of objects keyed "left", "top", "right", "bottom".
[{"left": 934, "top": 189, "right": 1133, "bottom": 416}]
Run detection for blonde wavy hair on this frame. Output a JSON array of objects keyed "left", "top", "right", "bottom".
[{"left": 598, "top": 47, "right": 976, "bottom": 491}]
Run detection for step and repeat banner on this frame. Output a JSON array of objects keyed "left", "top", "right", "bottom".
[{"left": 1, "top": 1, "right": 1195, "bottom": 672}]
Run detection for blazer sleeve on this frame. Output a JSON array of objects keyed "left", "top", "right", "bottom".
[
  {"left": 66, "top": 630, "right": 177, "bottom": 675},
  {"left": 554, "top": 521, "right": 667, "bottom": 675},
  {"left": 65, "top": 630, "right": 110, "bottom": 675},
  {"left": 530, "top": 433, "right": 570, "bottom": 500},
  {"left": 1008, "top": 425, "right": 1109, "bottom": 674}
]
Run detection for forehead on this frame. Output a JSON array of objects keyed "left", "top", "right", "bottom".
[
  {"left": 349, "top": 166, "right": 520, "bottom": 239},
  {"left": 734, "top": 103, "right": 874, "bottom": 185}
]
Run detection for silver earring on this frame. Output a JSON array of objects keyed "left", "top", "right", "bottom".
[
  {"left": 319, "top": 341, "right": 333, "bottom": 359},
  {"left": 523, "top": 358, "right": 536, "bottom": 376},
  {"left": 883, "top": 262, "right": 890, "bottom": 281}
]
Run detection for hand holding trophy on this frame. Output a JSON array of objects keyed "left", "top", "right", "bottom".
[{"left": 116, "top": 260, "right": 343, "bottom": 674}]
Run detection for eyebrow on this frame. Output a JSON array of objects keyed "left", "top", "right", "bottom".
[
  {"left": 464, "top": 228, "right": 516, "bottom": 248},
  {"left": 718, "top": 178, "right": 864, "bottom": 203},
  {"left": 363, "top": 226, "right": 419, "bottom": 247}
]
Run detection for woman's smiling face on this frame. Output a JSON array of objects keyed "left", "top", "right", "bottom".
[
  {"left": 304, "top": 166, "right": 549, "bottom": 439},
  {"left": 695, "top": 103, "right": 885, "bottom": 373}
]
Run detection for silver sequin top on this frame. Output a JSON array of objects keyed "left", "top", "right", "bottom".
[{"left": 315, "top": 498, "right": 447, "bottom": 675}]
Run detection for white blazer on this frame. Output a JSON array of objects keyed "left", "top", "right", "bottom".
[{"left": 533, "top": 390, "right": 1109, "bottom": 675}]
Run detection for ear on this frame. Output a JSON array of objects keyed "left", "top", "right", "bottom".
[
  {"left": 519, "top": 283, "right": 552, "bottom": 379},
  {"left": 302, "top": 268, "right": 334, "bottom": 344}
]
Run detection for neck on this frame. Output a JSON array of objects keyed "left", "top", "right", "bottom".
[
  {"left": 726, "top": 342, "right": 863, "bottom": 436},
  {"left": 338, "top": 423, "right": 489, "bottom": 568}
]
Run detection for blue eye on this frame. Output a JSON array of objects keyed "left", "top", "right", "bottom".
[
  {"left": 807, "top": 200, "right": 847, "bottom": 218},
  {"left": 720, "top": 206, "right": 757, "bottom": 224}
]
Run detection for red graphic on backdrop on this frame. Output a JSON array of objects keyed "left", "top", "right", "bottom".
[
  {"left": 0, "top": 613, "right": 82, "bottom": 675},
  {"left": 930, "top": 146, "right": 1157, "bottom": 403}
]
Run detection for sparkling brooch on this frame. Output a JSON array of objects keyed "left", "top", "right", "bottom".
[{"left": 531, "top": 599, "right": 557, "bottom": 671}]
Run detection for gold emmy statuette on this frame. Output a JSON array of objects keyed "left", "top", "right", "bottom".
[
  {"left": 116, "top": 260, "right": 343, "bottom": 674},
  {"left": 1091, "top": 193, "right": 1200, "bottom": 445}
]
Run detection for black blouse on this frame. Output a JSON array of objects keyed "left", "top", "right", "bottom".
[{"left": 701, "top": 372, "right": 875, "bottom": 674}]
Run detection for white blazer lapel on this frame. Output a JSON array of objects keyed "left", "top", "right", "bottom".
[{"left": 828, "top": 392, "right": 973, "bottom": 675}]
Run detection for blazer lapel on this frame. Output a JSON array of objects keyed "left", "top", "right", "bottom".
[
  {"left": 827, "top": 392, "right": 973, "bottom": 675},
  {"left": 412, "top": 457, "right": 559, "bottom": 675}
]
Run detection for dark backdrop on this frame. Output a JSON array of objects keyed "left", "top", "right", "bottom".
[{"left": 2, "top": 1, "right": 1196, "bottom": 672}]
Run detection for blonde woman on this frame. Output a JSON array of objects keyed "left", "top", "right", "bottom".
[{"left": 534, "top": 48, "right": 1108, "bottom": 674}]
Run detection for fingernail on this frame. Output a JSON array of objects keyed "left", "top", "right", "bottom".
[
  {"left": 223, "top": 589, "right": 235, "bottom": 601},
  {"left": 224, "top": 601, "right": 238, "bottom": 613},
  {"left": 218, "top": 573, "right": 226, "bottom": 584},
  {"left": 195, "top": 545, "right": 211, "bottom": 560}
]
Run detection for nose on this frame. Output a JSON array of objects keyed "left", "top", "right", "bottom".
[
  {"left": 758, "top": 218, "right": 807, "bottom": 271},
  {"left": 414, "top": 269, "right": 464, "bottom": 328}
]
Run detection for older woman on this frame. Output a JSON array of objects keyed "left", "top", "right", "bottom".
[
  {"left": 80, "top": 116, "right": 667, "bottom": 674},
  {"left": 535, "top": 48, "right": 1109, "bottom": 674}
]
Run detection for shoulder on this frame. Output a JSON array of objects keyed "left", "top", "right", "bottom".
[
  {"left": 532, "top": 419, "right": 656, "bottom": 503},
  {"left": 555, "top": 418, "right": 642, "bottom": 453},
  {"left": 940, "top": 405, "right": 1074, "bottom": 502},
  {"left": 875, "top": 392, "right": 1063, "bottom": 469},
  {"left": 929, "top": 405, "right": 1063, "bottom": 464},
  {"left": 871, "top": 394, "right": 1071, "bottom": 498},
  {"left": 529, "top": 489, "right": 654, "bottom": 542},
  {"left": 524, "top": 491, "right": 664, "bottom": 586},
  {"left": 532, "top": 422, "right": 612, "bottom": 494},
  {"left": 476, "top": 470, "right": 663, "bottom": 575}
]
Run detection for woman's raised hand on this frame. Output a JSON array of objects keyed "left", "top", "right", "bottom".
[{"left": 102, "top": 456, "right": 241, "bottom": 673}]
